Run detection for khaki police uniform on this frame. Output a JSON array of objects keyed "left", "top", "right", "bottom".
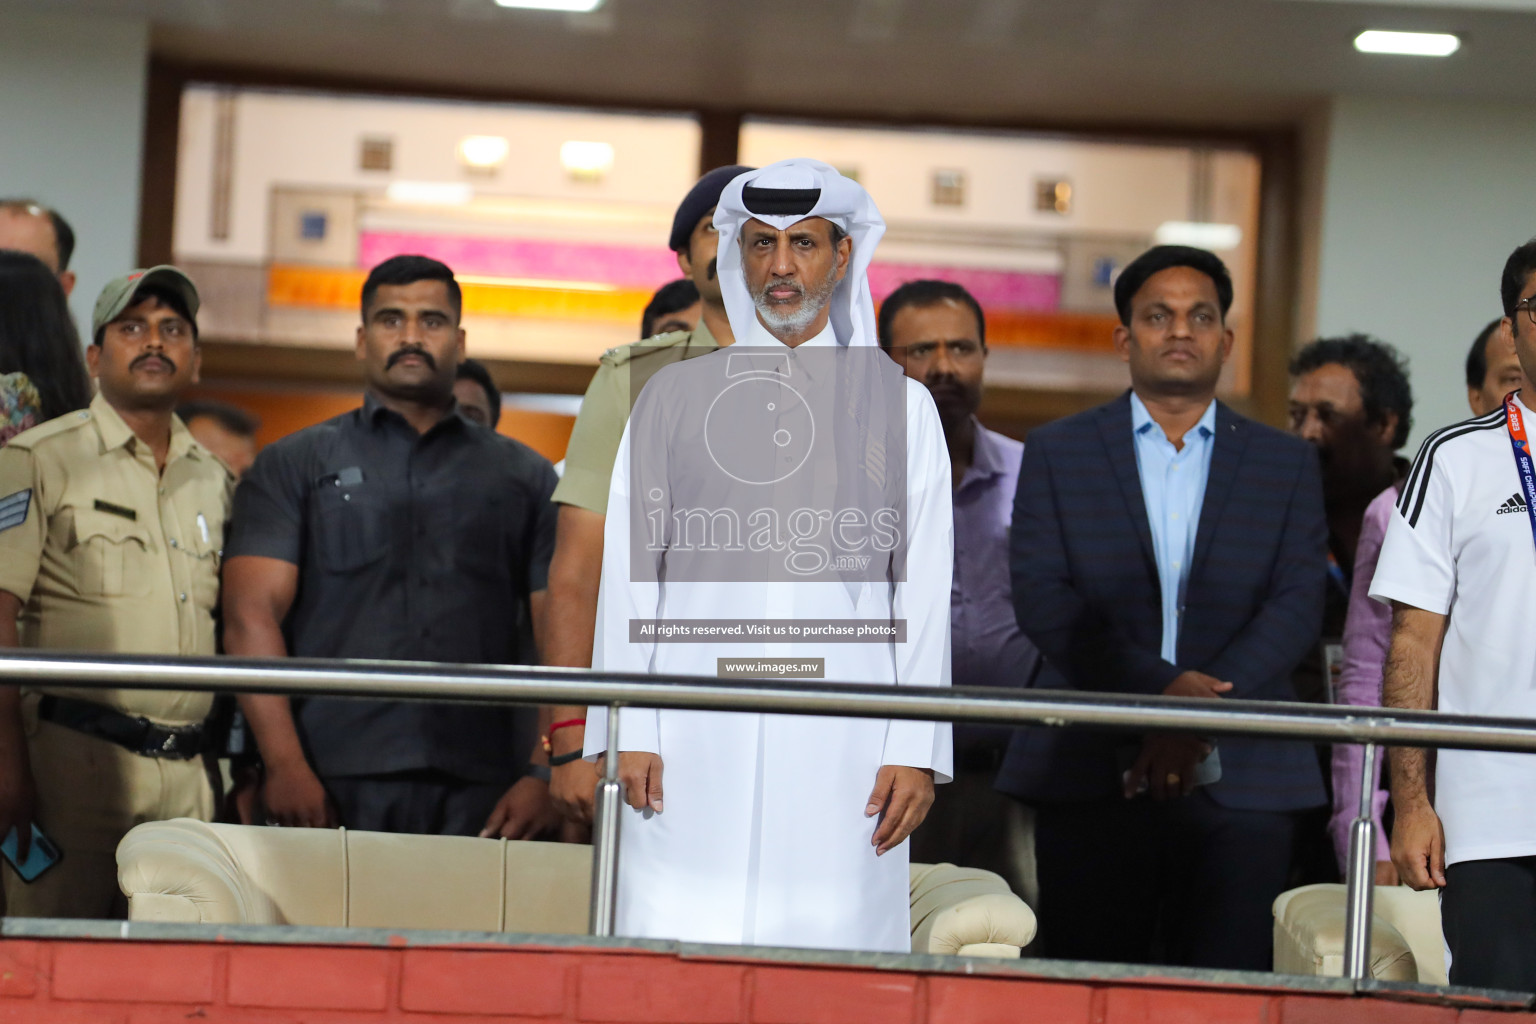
[
  {"left": 0, "top": 392, "right": 232, "bottom": 917},
  {"left": 551, "top": 319, "right": 722, "bottom": 515}
]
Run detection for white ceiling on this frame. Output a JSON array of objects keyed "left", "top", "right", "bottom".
[{"left": 10, "top": 0, "right": 1536, "bottom": 130}]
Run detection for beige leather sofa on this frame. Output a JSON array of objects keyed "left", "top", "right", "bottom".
[
  {"left": 1273, "top": 883, "right": 1446, "bottom": 984},
  {"left": 118, "top": 818, "right": 1037, "bottom": 957}
]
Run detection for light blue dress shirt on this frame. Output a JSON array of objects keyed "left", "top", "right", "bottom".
[{"left": 1129, "top": 393, "right": 1217, "bottom": 664}]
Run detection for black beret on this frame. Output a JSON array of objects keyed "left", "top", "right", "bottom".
[{"left": 669, "top": 164, "right": 754, "bottom": 253}]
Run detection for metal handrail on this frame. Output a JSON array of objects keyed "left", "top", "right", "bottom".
[
  {"left": 0, "top": 649, "right": 1500, "bottom": 981},
  {"left": 0, "top": 650, "right": 1532, "bottom": 750}
]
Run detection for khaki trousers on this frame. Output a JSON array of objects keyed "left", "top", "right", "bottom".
[{"left": 4, "top": 713, "right": 213, "bottom": 919}]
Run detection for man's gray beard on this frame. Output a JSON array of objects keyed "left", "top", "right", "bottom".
[{"left": 752, "top": 264, "right": 838, "bottom": 338}]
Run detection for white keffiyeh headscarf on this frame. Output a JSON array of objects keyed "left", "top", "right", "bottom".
[{"left": 713, "top": 159, "right": 886, "bottom": 348}]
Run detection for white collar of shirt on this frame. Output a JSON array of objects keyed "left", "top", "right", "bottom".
[{"left": 1129, "top": 391, "right": 1217, "bottom": 446}]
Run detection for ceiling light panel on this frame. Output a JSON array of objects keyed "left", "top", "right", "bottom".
[
  {"left": 385, "top": 181, "right": 474, "bottom": 205},
  {"left": 1353, "top": 29, "right": 1461, "bottom": 55},
  {"left": 1154, "top": 222, "right": 1243, "bottom": 251},
  {"left": 493, "top": 0, "right": 605, "bottom": 11},
  {"left": 1282, "top": 0, "right": 1535, "bottom": 10}
]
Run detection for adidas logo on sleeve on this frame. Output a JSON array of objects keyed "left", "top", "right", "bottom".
[{"left": 1497, "top": 493, "right": 1530, "bottom": 515}]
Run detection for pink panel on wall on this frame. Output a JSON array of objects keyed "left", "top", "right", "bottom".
[
  {"left": 360, "top": 232, "right": 1062, "bottom": 312},
  {"left": 868, "top": 263, "right": 1060, "bottom": 312},
  {"left": 359, "top": 231, "right": 682, "bottom": 290}
]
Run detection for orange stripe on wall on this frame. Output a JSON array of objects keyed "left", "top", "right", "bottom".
[
  {"left": 190, "top": 385, "right": 576, "bottom": 464},
  {"left": 267, "top": 265, "right": 651, "bottom": 324},
  {"left": 267, "top": 264, "right": 1119, "bottom": 354},
  {"left": 983, "top": 310, "right": 1120, "bottom": 352}
]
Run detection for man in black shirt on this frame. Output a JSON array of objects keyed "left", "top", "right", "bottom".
[{"left": 223, "top": 255, "right": 559, "bottom": 838}]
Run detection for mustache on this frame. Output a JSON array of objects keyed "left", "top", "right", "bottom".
[
  {"left": 130, "top": 353, "right": 176, "bottom": 373},
  {"left": 387, "top": 347, "right": 436, "bottom": 371},
  {"left": 754, "top": 278, "right": 806, "bottom": 303}
]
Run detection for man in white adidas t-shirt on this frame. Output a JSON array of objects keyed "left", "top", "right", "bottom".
[{"left": 1370, "top": 238, "right": 1536, "bottom": 991}]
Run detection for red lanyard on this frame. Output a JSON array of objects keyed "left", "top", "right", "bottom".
[{"left": 1502, "top": 393, "right": 1536, "bottom": 550}]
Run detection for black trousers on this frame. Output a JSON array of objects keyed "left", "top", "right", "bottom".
[
  {"left": 324, "top": 770, "right": 507, "bottom": 836},
  {"left": 1032, "top": 791, "right": 1297, "bottom": 970},
  {"left": 1443, "top": 857, "right": 1536, "bottom": 992}
]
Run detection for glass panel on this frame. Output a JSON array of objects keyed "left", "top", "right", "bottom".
[
  {"left": 740, "top": 118, "right": 1262, "bottom": 398},
  {"left": 173, "top": 85, "right": 701, "bottom": 364}
]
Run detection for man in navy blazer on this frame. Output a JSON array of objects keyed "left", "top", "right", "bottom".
[{"left": 997, "top": 246, "right": 1327, "bottom": 970}]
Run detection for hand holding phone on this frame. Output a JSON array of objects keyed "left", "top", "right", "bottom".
[{"left": 1, "top": 823, "right": 61, "bottom": 883}]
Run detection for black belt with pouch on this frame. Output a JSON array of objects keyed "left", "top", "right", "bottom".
[{"left": 36, "top": 695, "right": 207, "bottom": 760}]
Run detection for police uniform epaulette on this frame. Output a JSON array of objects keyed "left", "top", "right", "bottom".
[
  {"left": 189, "top": 440, "right": 238, "bottom": 482},
  {"left": 3, "top": 407, "right": 94, "bottom": 451},
  {"left": 598, "top": 329, "right": 695, "bottom": 368}
]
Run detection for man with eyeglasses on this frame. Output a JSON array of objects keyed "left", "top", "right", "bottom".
[
  {"left": 0, "top": 267, "right": 231, "bottom": 917},
  {"left": 1373, "top": 238, "right": 1536, "bottom": 991}
]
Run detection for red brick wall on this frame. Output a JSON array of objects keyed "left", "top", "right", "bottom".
[{"left": 0, "top": 937, "right": 1526, "bottom": 1024}]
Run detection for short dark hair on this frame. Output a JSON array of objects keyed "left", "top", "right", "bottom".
[
  {"left": 876, "top": 279, "right": 987, "bottom": 352},
  {"left": 455, "top": 357, "right": 501, "bottom": 427},
  {"left": 361, "top": 254, "right": 461, "bottom": 323},
  {"left": 1500, "top": 238, "right": 1536, "bottom": 319},
  {"left": 0, "top": 198, "right": 75, "bottom": 272},
  {"left": 0, "top": 250, "right": 92, "bottom": 421},
  {"left": 640, "top": 279, "right": 701, "bottom": 339},
  {"left": 1465, "top": 318, "right": 1504, "bottom": 390},
  {"left": 1113, "top": 245, "right": 1233, "bottom": 326},
  {"left": 94, "top": 284, "right": 199, "bottom": 346},
  {"left": 48, "top": 209, "right": 74, "bottom": 272},
  {"left": 1290, "top": 333, "right": 1414, "bottom": 450},
  {"left": 177, "top": 399, "right": 260, "bottom": 437}
]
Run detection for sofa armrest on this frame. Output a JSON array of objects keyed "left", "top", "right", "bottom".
[
  {"left": 1372, "top": 886, "right": 1448, "bottom": 986},
  {"left": 909, "top": 863, "right": 1037, "bottom": 957},
  {"left": 118, "top": 818, "right": 283, "bottom": 925},
  {"left": 1271, "top": 884, "right": 1418, "bottom": 982}
]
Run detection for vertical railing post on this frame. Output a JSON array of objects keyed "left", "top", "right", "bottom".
[
  {"left": 1343, "top": 741, "right": 1379, "bottom": 981},
  {"left": 588, "top": 702, "right": 623, "bottom": 936}
]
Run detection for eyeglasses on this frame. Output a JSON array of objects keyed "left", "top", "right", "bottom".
[{"left": 1518, "top": 298, "right": 1536, "bottom": 326}]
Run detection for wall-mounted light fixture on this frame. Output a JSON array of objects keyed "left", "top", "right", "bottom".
[
  {"left": 457, "top": 135, "right": 510, "bottom": 170},
  {"left": 386, "top": 181, "right": 474, "bottom": 205},
  {"left": 1353, "top": 29, "right": 1460, "bottom": 56},
  {"left": 1035, "top": 179, "right": 1072, "bottom": 215},
  {"left": 359, "top": 136, "right": 393, "bottom": 172},
  {"left": 1154, "top": 221, "right": 1243, "bottom": 251},
  {"left": 560, "top": 140, "right": 614, "bottom": 182},
  {"left": 494, "top": 0, "right": 605, "bottom": 11},
  {"left": 931, "top": 169, "right": 966, "bottom": 207}
]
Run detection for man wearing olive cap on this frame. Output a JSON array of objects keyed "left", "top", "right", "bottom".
[{"left": 0, "top": 266, "right": 231, "bottom": 918}]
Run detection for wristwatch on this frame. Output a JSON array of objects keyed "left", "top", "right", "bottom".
[{"left": 526, "top": 764, "right": 552, "bottom": 783}]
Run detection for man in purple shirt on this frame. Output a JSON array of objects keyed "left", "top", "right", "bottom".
[
  {"left": 878, "top": 280, "right": 1040, "bottom": 900},
  {"left": 1287, "top": 335, "right": 1414, "bottom": 885}
]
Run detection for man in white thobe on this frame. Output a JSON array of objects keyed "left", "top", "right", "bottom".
[{"left": 585, "top": 160, "right": 953, "bottom": 953}]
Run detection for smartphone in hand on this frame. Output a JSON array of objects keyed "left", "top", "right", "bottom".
[{"left": 1, "top": 823, "right": 61, "bottom": 882}]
